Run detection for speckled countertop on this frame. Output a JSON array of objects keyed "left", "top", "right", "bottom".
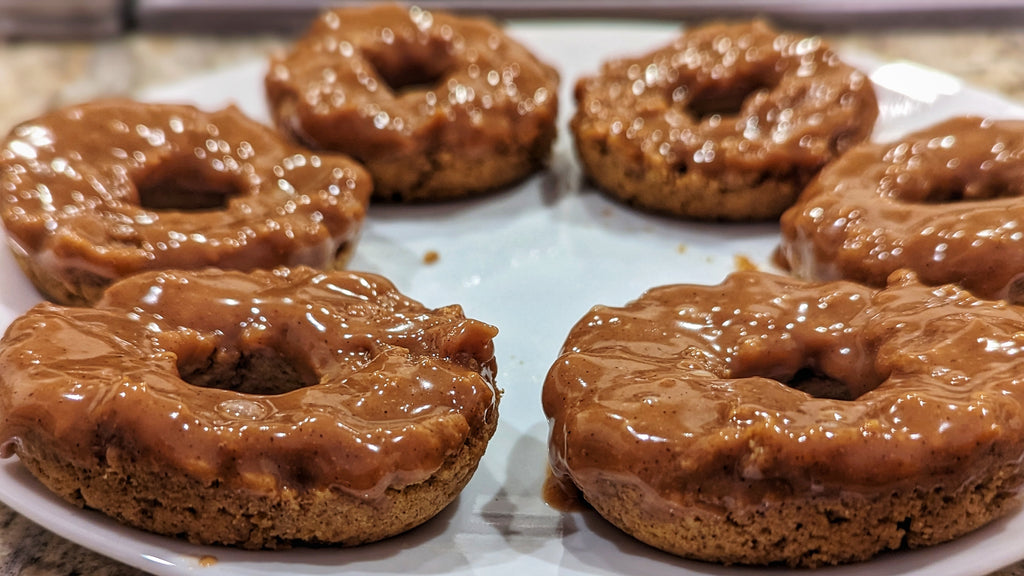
[{"left": 2, "top": 21, "right": 1024, "bottom": 576}]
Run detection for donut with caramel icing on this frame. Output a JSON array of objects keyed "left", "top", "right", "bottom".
[
  {"left": 265, "top": 4, "right": 559, "bottom": 202},
  {"left": 0, "top": 99, "right": 371, "bottom": 306},
  {"left": 572, "top": 20, "right": 878, "bottom": 220},
  {"left": 780, "top": 115, "right": 1024, "bottom": 302},
  {"left": 543, "top": 270, "right": 1024, "bottom": 567},
  {"left": 0, "top": 266, "right": 500, "bottom": 549}
]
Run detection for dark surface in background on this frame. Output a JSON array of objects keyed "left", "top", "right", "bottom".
[
  {"left": 132, "top": 0, "right": 1024, "bottom": 33},
  {"left": 5, "top": 0, "right": 1024, "bottom": 39}
]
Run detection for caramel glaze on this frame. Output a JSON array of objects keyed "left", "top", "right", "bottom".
[
  {"left": 0, "top": 266, "right": 499, "bottom": 500},
  {"left": 265, "top": 4, "right": 559, "bottom": 196},
  {"left": 0, "top": 99, "right": 371, "bottom": 304},
  {"left": 542, "top": 466, "right": 585, "bottom": 513},
  {"left": 780, "top": 116, "right": 1024, "bottom": 302},
  {"left": 543, "top": 270, "right": 1024, "bottom": 520},
  {"left": 572, "top": 21, "right": 877, "bottom": 180}
]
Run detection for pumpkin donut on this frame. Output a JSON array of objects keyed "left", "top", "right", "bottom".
[
  {"left": 544, "top": 270, "right": 1024, "bottom": 567},
  {"left": 780, "top": 115, "right": 1024, "bottom": 302},
  {"left": 572, "top": 20, "right": 878, "bottom": 220},
  {"left": 265, "top": 4, "right": 559, "bottom": 202},
  {"left": 0, "top": 266, "right": 500, "bottom": 549},
  {"left": 0, "top": 99, "right": 371, "bottom": 305}
]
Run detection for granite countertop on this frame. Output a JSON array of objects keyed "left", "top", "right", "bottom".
[{"left": 2, "top": 22, "right": 1024, "bottom": 576}]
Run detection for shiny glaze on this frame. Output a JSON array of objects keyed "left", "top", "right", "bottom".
[
  {"left": 265, "top": 4, "right": 559, "bottom": 196},
  {"left": 0, "top": 99, "right": 371, "bottom": 304},
  {"left": 572, "top": 20, "right": 876, "bottom": 175},
  {"left": 542, "top": 466, "right": 585, "bottom": 513},
  {"left": 780, "top": 116, "right": 1024, "bottom": 302},
  {"left": 543, "top": 270, "right": 1024, "bottom": 517},
  {"left": 0, "top": 266, "right": 499, "bottom": 499}
]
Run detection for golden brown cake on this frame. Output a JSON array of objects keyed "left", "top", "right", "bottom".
[
  {"left": 780, "top": 115, "right": 1024, "bottom": 302},
  {"left": 572, "top": 20, "right": 878, "bottom": 220},
  {"left": 0, "top": 99, "right": 371, "bottom": 305},
  {"left": 543, "top": 270, "right": 1024, "bottom": 567},
  {"left": 0, "top": 266, "right": 500, "bottom": 549},
  {"left": 265, "top": 4, "right": 559, "bottom": 202}
]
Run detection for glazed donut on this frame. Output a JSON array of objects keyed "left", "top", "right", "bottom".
[
  {"left": 543, "top": 270, "right": 1024, "bottom": 567},
  {"left": 0, "top": 98, "right": 371, "bottom": 306},
  {"left": 572, "top": 20, "right": 878, "bottom": 220},
  {"left": 265, "top": 4, "right": 559, "bottom": 202},
  {"left": 0, "top": 266, "right": 499, "bottom": 549},
  {"left": 780, "top": 115, "right": 1024, "bottom": 302}
]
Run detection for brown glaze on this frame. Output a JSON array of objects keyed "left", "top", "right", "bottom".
[
  {"left": 0, "top": 99, "right": 371, "bottom": 305},
  {"left": 575, "top": 20, "right": 876, "bottom": 174},
  {"left": 780, "top": 116, "right": 1024, "bottom": 302},
  {"left": 571, "top": 20, "right": 878, "bottom": 219},
  {"left": 542, "top": 466, "right": 585, "bottom": 513},
  {"left": 265, "top": 4, "right": 559, "bottom": 201},
  {"left": 543, "top": 270, "right": 1024, "bottom": 516},
  {"left": 0, "top": 266, "right": 499, "bottom": 500}
]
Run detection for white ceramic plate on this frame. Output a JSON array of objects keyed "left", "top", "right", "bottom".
[{"left": 3, "top": 22, "right": 1024, "bottom": 576}]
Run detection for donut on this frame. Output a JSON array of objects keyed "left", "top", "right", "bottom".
[
  {"left": 780, "top": 115, "right": 1024, "bottom": 302},
  {"left": 571, "top": 20, "right": 878, "bottom": 220},
  {"left": 265, "top": 4, "right": 559, "bottom": 202},
  {"left": 0, "top": 266, "right": 499, "bottom": 549},
  {"left": 0, "top": 98, "right": 371, "bottom": 306},
  {"left": 542, "top": 270, "right": 1024, "bottom": 567}
]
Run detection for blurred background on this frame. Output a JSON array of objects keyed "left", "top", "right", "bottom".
[{"left": 4, "top": 0, "right": 1024, "bottom": 38}]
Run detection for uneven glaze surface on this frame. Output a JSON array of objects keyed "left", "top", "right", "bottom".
[
  {"left": 0, "top": 99, "right": 371, "bottom": 303},
  {"left": 780, "top": 116, "right": 1024, "bottom": 302},
  {"left": 544, "top": 270, "right": 1024, "bottom": 513},
  {"left": 572, "top": 20, "right": 877, "bottom": 180},
  {"left": 265, "top": 4, "right": 559, "bottom": 198},
  {"left": 0, "top": 266, "right": 499, "bottom": 499}
]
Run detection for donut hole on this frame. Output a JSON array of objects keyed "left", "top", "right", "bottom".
[
  {"left": 782, "top": 367, "right": 867, "bottom": 401},
  {"left": 361, "top": 37, "right": 455, "bottom": 93},
  {"left": 135, "top": 155, "right": 243, "bottom": 212},
  {"left": 178, "top": 346, "right": 319, "bottom": 396},
  {"left": 685, "top": 79, "right": 772, "bottom": 121},
  {"left": 1009, "top": 275, "right": 1024, "bottom": 304}
]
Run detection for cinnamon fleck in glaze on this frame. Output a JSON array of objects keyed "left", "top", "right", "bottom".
[
  {"left": 0, "top": 266, "right": 499, "bottom": 500},
  {"left": 780, "top": 116, "right": 1024, "bottom": 302},
  {"left": 543, "top": 270, "right": 1024, "bottom": 566},
  {"left": 265, "top": 4, "right": 559, "bottom": 201},
  {"left": 572, "top": 20, "right": 878, "bottom": 220},
  {"left": 0, "top": 99, "right": 371, "bottom": 305}
]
